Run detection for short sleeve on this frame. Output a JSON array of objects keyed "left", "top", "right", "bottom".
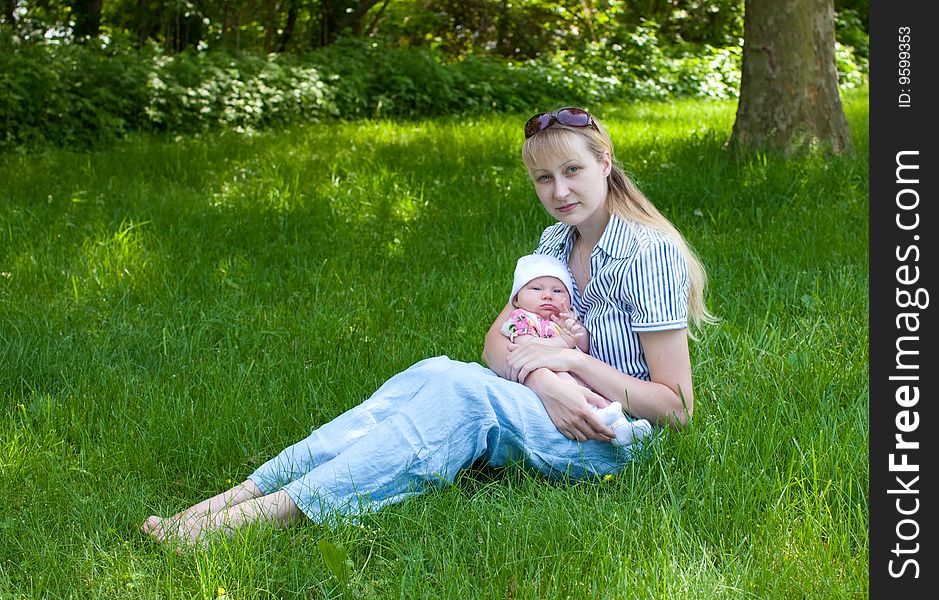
[
  {"left": 533, "top": 223, "right": 571, "bottom": 262},
  {"left": 501, "top": 309, "right": 541, "bottom": 339},
  {"left": 624, "top": 239, "right": 689, "bottom": 331}
]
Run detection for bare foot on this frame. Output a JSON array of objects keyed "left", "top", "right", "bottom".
[
  {"left": 141, "top": 515, "right": 180, "bottom": 543},
  {"left": 141, "top": 513, "right": 209, "bottom": 547},
  {"left": 140, "top": 515, "right": 162, "bottom": 536},
  {"left": 139, "top": 488, "right": 299, "bottom": 548}
]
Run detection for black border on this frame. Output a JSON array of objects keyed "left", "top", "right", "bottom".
[{"left": 870, "top": 1, "right": 936, "bottom": 597}]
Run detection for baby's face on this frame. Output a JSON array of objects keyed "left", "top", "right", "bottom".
[{"left": 514, "top": 276, "right": 572, "bottom": 320}]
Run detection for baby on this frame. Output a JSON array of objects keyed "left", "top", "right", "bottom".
[{"left": 502, "top": 254, "right": 653, "bottom": 447}]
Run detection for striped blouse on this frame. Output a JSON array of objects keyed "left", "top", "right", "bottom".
[{"left": 534, "top": 214, "right": 689, "bottom": 381}]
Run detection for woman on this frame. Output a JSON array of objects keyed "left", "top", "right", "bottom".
[{"left": 142, "top": 107, "right": 713, "bottom": 544}]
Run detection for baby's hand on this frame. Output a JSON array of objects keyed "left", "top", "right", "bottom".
[{"left": 552, "top": 301, "right": 589, "bottom": 352}]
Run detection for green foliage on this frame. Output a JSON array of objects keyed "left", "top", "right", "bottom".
[
  {"left": 145, "top": 48, "right": 336, "bottom": 133},
  {"left": 301, "top": 20, "right": 746, "bottom": 117},
  {"left": 307, "top": 39, "right": 589, "bottom": 117},
  {"left": 834, "top": 7, "right": 869, "bottom": 90},
  {"left": 835, "top": 7, "right": 869, "bottom": 59},
  {"left": 380, "top": 0, "right": 560, "bottom": 59},
  {"left": 835, "top": 41, "right": 868, "bottom": 91},
  {"left": 317, "top": 538, "right": 353, "bottom": 596},
  {"left": 366, "top": 1, "right": 746, "bottom": 60},
  {"left": 5, "top": 0, "right": 865, "bottom": 66},
  {"left": 539, "top": 21, "right": 742, "bottom": 102},
  {"left": 0, "top": 23, "right": 866, "bottom": 150},
  {"left": 0, "top": 36, "right": 336, "bottom": 149},
  {"left": 0, "top": 34, "right": 150, "bottom": 147},
  {"left": 309, "top": 39, "right": 463, "bottom": 118}
]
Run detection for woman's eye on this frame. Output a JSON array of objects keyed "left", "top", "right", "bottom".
[
  {"left": 566, "top": 166, "right": 579, "bottom": 174},
  {"left": 537, "top": 174, "right": 551, "bottom": 182}
]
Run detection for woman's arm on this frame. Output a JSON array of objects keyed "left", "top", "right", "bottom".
[
  {"left": 503, "top": 328, "right": 694, "bottom": 428},
  {"left": 519, "top": 335, "right": 572, "bottom": 349},
  {"left": 483, "top": 302, "right": 614, "bottom": 442},
  {"left": 482, "top": 302, "right": 525, "bottom": 380},
  {"left": 573, "top": 329, "right": 693, "bottom": 427},
  {"left": 485, "top": 303, "right": 582, "bottom": 368}
]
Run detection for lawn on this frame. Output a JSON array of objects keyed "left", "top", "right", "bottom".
[{"left": 0, "top": 90, "right": 868, "bottom": 598}]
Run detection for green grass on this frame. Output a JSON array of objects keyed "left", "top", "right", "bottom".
[{"left": 0, "top": 89, "right": 869, "bottom": 598}]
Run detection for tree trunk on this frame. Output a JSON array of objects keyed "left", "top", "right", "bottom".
[
  {"left": 1, "top": 0, "right": 16, "bottom": 30},
  {"left": 135, "top": 0, "right": 155, "bottom": 46},
  {"left": 277, "top": 0, "right": 300, "bottom": 52},
  {"left": 264, "top": 0, "right": 277, "bottom": 53},
  {"left": 729, "top": 0, "right": 853, "bottom": 153},
  {"left": 365, "top": 0, "right": 392, "bottom": 37},
  {"left": 319, "top": 1, "right": 382, "bottom": 46},
  {"left": 71, "top": 0, "right": 104, "bottom": 39}
]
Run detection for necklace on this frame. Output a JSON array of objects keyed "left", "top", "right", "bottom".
[{"left": 574, "top": 235, "right": 591, "bottom": 279}]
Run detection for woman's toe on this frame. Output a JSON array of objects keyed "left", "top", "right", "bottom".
[{"left": 140, "top": 515, "right": 164, "bottom": 538}]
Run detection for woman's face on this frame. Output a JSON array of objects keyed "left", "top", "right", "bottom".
[
  {"left": 514, "top": 276, "right": 572, "bottom": 319},
  {"left": 526, "top": 134, "right": 612, "bottom": 231}
]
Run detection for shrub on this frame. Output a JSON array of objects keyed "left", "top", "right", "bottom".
[
  {"left": 835, "top": 8, "right": 869, "bottom": 60},
  {"left": 145, "top": 50, "right": 336, "bottom": 133},
  {"left": 304, "top": 39, "right": 589, "bottom": 118},
  {"left": 312, "top": 41, "right": 462, "bottom": 118},
  {"left": 541, "top": 21, "right": 742, "bottom": 102},
  {"left": 0, "top": 29, "right": 867, "bottom": 151},
  {"left": 0, "top": 35, "right": 150, "bottom": 147},
  {"left": 834, "top": 41, "right": 868, "bottom": 91},
  {"left": 0, "top": 35, "right": 335, "bottom": 148}
]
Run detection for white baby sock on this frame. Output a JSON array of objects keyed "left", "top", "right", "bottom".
[{"left": 593, "top": 401, "right": 653, "bottom": 447}]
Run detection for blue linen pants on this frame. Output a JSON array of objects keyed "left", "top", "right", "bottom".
[{"left": 248, "top": 356, "right": 635, "bottom": 522}]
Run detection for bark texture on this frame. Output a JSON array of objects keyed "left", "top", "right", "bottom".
[{"left": 730, "top": 0, "right": 853, "bottom": 153}]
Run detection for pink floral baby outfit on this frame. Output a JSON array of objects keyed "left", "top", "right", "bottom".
[{"left": 501, "top": 308, "right": 559, "bottom": 342}]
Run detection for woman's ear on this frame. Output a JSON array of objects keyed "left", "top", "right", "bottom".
[{"left": 601, "top": 151, "right": 612, "bottom": 177}]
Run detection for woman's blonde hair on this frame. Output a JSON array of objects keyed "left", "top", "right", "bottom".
[{"left": 521, "top": 116, "right": 717, "bottom": 332}]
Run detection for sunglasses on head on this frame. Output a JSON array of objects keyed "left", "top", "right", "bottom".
[{"left": 524, "top": 107, "right": 598, "bottom": 139}]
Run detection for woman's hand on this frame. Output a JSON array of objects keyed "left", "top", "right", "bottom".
[
  {"left": 505, "top": 341, "right": 581, "bottom": 385},
  {"left": 526, "top": 369, "right": 614, "bottom": 442}
]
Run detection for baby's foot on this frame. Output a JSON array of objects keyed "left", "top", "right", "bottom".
[
  {"left": 594, "top": 401, "right": 653, "bottom": 447},
  {"left": 609, "top": 417, "right": 653, "bottom": 447},
  {"left": 594, "top": 401, "right": 627, "bottom": 428}
]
